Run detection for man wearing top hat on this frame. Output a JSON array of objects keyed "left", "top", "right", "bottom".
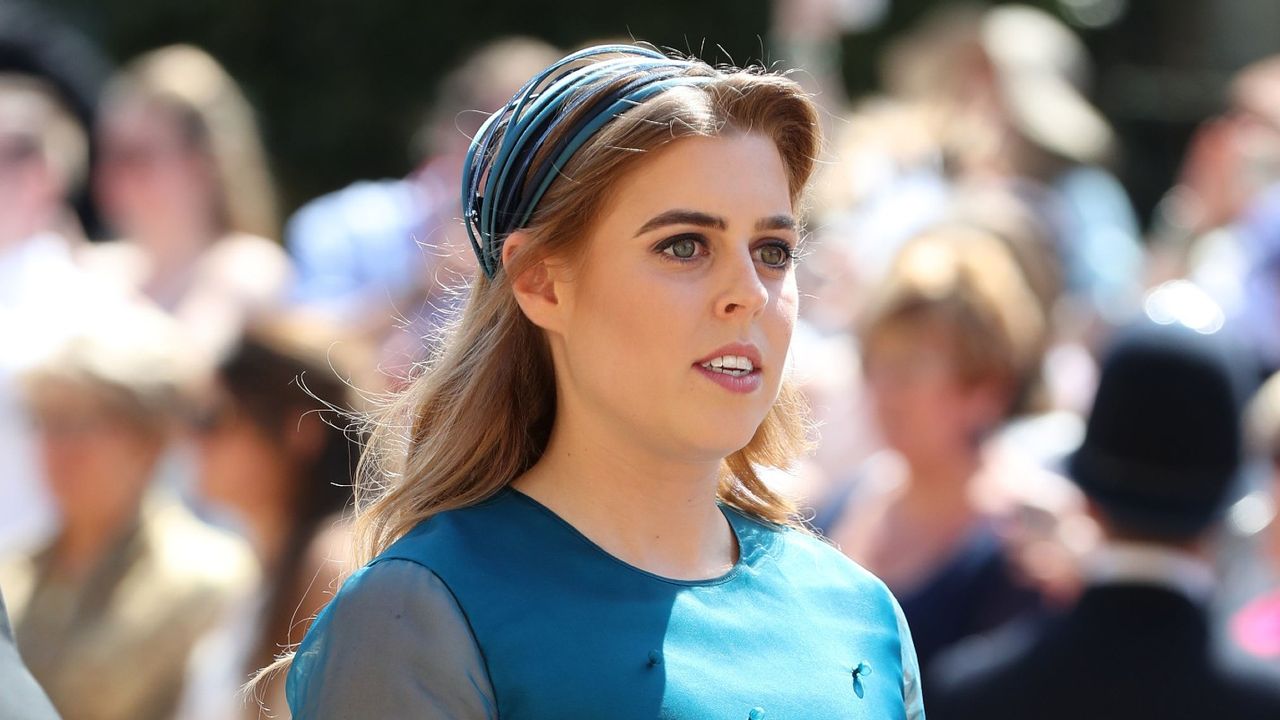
[{"left": 928, "top": 316, "right": 1280, "bottom": 719}]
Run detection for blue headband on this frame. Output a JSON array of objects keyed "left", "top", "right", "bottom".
[{"left": 461, "top": 45, "right": 712, "bottom": 278}]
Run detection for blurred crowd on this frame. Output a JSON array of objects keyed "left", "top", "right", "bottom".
[{"left": 2, "top": 0, "right": 1280, "bottom": 718}]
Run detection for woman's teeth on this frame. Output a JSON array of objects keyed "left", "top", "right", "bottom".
[{"left": 701, "top": 355, "right": 755, "bottom": 376}]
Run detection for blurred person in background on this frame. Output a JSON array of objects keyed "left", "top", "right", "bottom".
[
  {"left": 0, "top": 298, "right": 257, "bottom": 720},
  {"left": 0, "top": 0, "right": 111, "bottom": 237},
  {"left": 1232, "top": 370, "right": 1280, "bottom": 666},
  {"left": 800, "top": 8, "right": 1139, "bottom": 500},
  {"left": 88, "top": 44, "right": 292, "bottom": 361},
  {"left": 0, "top": 72, "right": 97, "bottom": 558},
  {"left": 812, "top": 225, "right": 1088, "bottom": 680},
  {"left": 0, "top": 74, "right": 86, "bottom": 251},
  {"left": 930, "top": 319, "right": 1280, "bottom": 720},
  {"left": 922, "top": 4, "right": 1144, "bottom": 326},
  {"left": 809, "top": 4, "right": 1143, "bottom": 336},
  {"left": 945, "top": 187, "right": 1098, "bottom": 470},
  {"left": 177, "top": 317, "right": 365, "bottom": 719},
  {"left": 286, "top": 37, "right": 558, "bottom": 377},
  {"left": 802, "top": 169, "right": 1080, "bottom": 506},
  {"left": 1152, "top": 55, "right": 1280, "bottom": 374}
]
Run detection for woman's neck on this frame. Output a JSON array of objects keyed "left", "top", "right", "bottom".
[
  {"left": 131, "top": 224, "right": 216, "bottom": 307},
  {"left": 135, "top": 212, "right": 219, "bottom": 268},
  {"left": 899, "top": 449, "right": 983, "bottom": 515},
  {"left": 513, "top": 414, "right": 737, "bottom": 582},
  {"left": 0, "top": 202, "right": 59, "bottom": 250},
  {"left": 135, "top": 207, "right": 220, "bottom": 254},
  {"left": 220, "top": 464, "right": 298, "bottom": 573},
  {"left": 51, "top": 509, "right": 138, "bottom": 580},
  {"left": 239, "top": 499, "right": 294, "bottom": 574}
]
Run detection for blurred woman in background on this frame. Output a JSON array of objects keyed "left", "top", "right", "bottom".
[
  {"left": 89, "top": 44, "right": 292, "bottom": 360},
  {"left": 813, "top": 225, "right": 1084, "bottom": 679},
  {"left": 0, "top": 299, "right": 256, "bottom": 720},
  {"left": 179, "top": 318, "right": 364, "bottom": 719}
]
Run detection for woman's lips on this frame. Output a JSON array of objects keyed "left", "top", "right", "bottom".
[
  {"left": 694, "top": 342, "right": 765, "bottom": 394},
  {"left": 693, "top": 364, "right": 764, "bottom": 393}
]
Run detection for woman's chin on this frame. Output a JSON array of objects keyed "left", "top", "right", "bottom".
[{"left": 674, "top": 423, "right": 766, "bottom": 464}]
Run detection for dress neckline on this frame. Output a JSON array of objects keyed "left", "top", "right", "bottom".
[{"left": 499, "top": 486, "right": 770, "bottom": 588}]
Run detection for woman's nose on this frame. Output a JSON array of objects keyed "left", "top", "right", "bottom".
[{"left": 714, "top": 249, "right": 769, "bottom": 319}]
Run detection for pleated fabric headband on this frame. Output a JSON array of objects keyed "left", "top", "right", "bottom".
[{"left": 461, "top": 44, "right": 714, "bottom": 278}]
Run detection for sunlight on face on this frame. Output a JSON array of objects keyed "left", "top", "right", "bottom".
[
  {"left": 187, "top": 383, "right": 289, "bottom": 513},
  {"left": 95, "top": 101, "right": 213, "bottom": 238},
  {"left": 864, "top": 324, "right": 1001, "bottom": 462},
  {"left": 27, "top": 381, "right": 159, "bottom": 526},
  {"left": 550, "top": 133, "right": 799, "bottom": 463}
]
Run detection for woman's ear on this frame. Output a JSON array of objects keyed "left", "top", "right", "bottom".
[{"left": 503, "top": 231, "right": 565, "bottom": 334}]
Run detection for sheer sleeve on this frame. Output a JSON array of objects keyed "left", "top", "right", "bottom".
[{"left": 286, "top": 558, "right": 496, "bottom": 720}]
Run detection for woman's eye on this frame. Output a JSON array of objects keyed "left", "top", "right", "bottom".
[
  {"left": 661, "top": 236, "right": 702, "bottom": 260},
  {"left": 755, "top": 243, "right": 793, "bottom": 268}
]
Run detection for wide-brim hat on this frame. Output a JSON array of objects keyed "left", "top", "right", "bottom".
[{"left": 981, "top": 5, "right": 1115, "bottom": 165}]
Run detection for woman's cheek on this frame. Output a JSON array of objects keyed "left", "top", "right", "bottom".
[{"left": 771, "top": 281, "right": 800, "bottom": 357}]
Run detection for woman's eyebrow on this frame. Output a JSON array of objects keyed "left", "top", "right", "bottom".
[
  {"left": 633, "top": 209, "right": 726, "bottom": 236},
  {"left": 756, "top": 214, "right": 797, "bottom": 232},
  {"left": 633, "top": 210, "right": 798, "bottom": 236}
]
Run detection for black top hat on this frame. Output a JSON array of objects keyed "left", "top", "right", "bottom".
[{"left": 1068, "top": 321, "right": 1253, "bottom": 539}]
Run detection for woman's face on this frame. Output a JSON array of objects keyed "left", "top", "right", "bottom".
[
  {"left": 28, "top": 381, "right": 161, "bottom": 529},
  {"left": 95, "top": 100, "right": 215, "bottom": 240},
  {"left": 543, "top": 132, "right": 799, "bottom": 463},
  {"left": 863, "top": 324, "right": 1002, "bottom": 464},
  {"left": 188, "top": 384, "right": 292, "bottom": 517},
  {"left": 0, "top": 130, "right": 53, "bottom": 243}
]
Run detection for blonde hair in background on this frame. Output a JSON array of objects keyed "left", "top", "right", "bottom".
[
  {"left": 23, "top": 298, "right": 194, "bottom": 438},
  {"left": 861, "top": 225, "right": 1047, "bottom": 409},
  {"left": 0, "top": 73, "right": 88, "bottom": 194},
  {"left": 104, "top": 44, "right": 280, "bottom": 240}
]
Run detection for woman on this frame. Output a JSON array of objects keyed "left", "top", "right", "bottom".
[
  {"left": 2, "top": 298, "right": 257, "bottom": 720},
  {"left": 282, "top": 45, "right": 924, "bottom": 719},
  {"left": 179, "top": 319, "right": 363, "bottom": 719},
  {"left": 813, "top": 226, "right": 1077, "bottom": 676},
  {"left": 89, "top": 45, "right": 291, "bottom": 360}
]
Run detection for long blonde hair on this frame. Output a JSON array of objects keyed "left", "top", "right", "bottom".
[
  {"left": 254, "top": 52, "right": 820, "bottom": 694},
  {"left": 104, "top": 44, "right": 280, "bottom": 240},
  {"left": 860, "top": 225, "right": 1047, "bottom": 416}
]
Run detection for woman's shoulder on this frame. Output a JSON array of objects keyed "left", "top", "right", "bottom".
[
  {"left": 288, "top": 557, "right": 497, "bottom": 719},
  {"left": 372, "top": 490, "right": 529, "bottom": 569},
  {"left": 730, "top": 506, "right": 896, "bottom": 600},
  {"left": 296, "top": 558, "right": 473, "bottom": 679},
  {"left": 320, "top": 556, "right": 454, "bottom": 623}
]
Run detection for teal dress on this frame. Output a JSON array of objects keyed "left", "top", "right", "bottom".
[{"left": 287, "top": 488, "right": 925, "bottom": 719}]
